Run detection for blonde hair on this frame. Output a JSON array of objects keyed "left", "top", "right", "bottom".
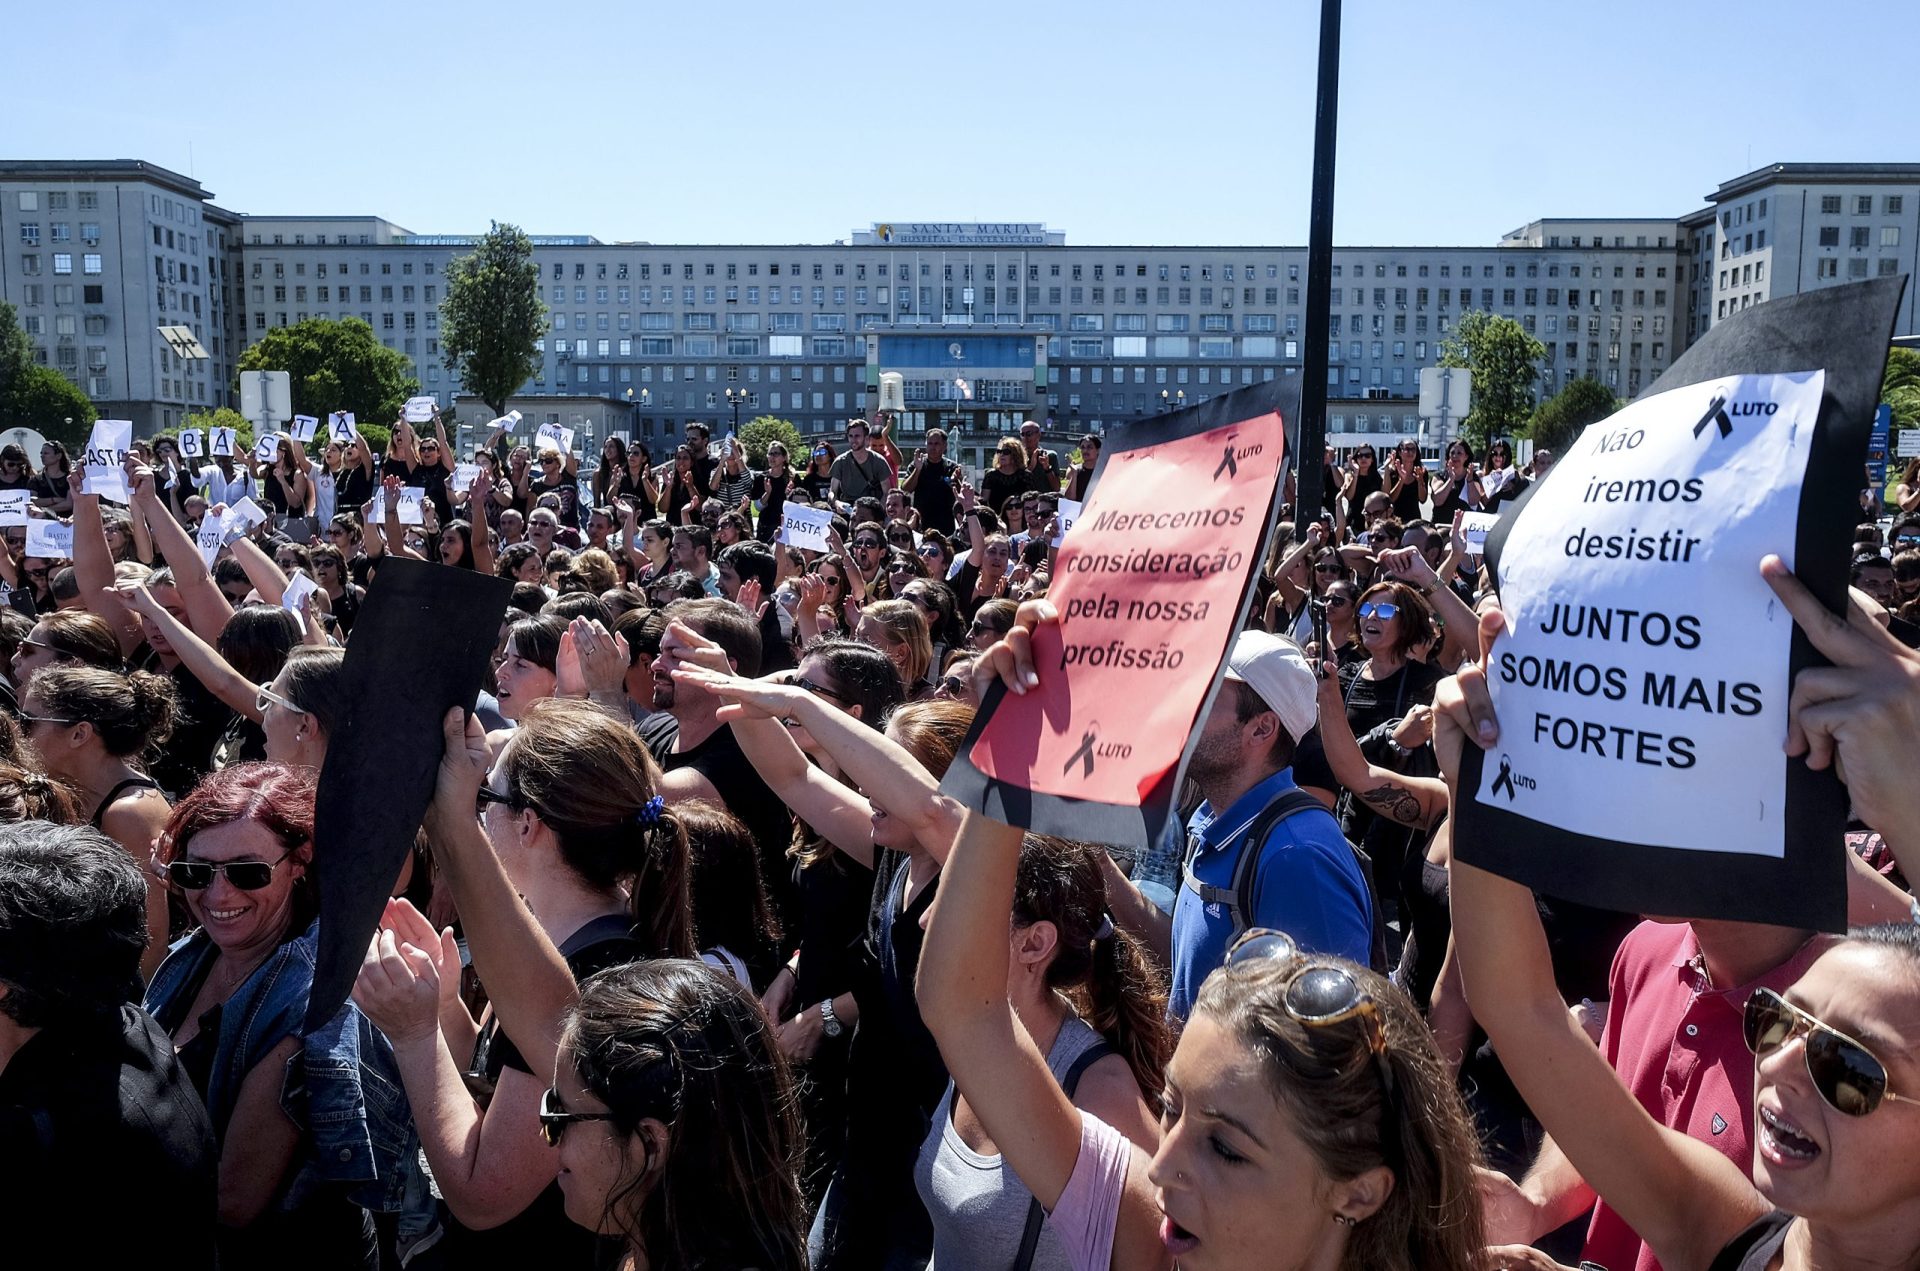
[{"left": 859, "top": 599, "right": 933, "bottom": 689}]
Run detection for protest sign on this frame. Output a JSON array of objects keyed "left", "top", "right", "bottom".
[
  {"left": 82, "top": 419, "right": 132, "bottom": 503},
  {"left": 220, "top": 497, "right": 270, "bottom": 546},
  {"left": 536, "top": 422, "right": 575, "bottom": 455},
  {"left": 280, "top": 570, "right": 320, "bottom": 619},
  {"left": 492, "top": 410, "right": 522, "bottom": 434},
  {"left": 195, "top": 515, "right": 225, "bottom": 567},
  {"left": 1456, "top": 276, "right": 1905, "bottom": 931},
  {"left": 1052, "top": 498, "right": 1083, "bottom": 548},
  {"left": 775, "top": 502, "right": 833, "bottom": 552},
  {"left": 453, "top": 462, "right": 481, "bottom": 491},
  {"left": 178, "top": 429, "right": 205, "bottom": 459},
  {"left": 306, "top": 559, "right": 512, "bottom": 1031},
  {"left": 1459, "top": 510, "right": 1500, "bottom": 557},
  {"left": 370, "top": 486, "right": 426, "bottom": 525},
  {"left": 210, "top": 427, "right": 236, "bottom": 457},
  {"left": 328, "top": 411, "right": 358, "bottom": 443},
  {"left": 290, "top": 414, "right": 319, "bottom": 443},
  {"left": 254, "top": 432, "right": 283, "bottom": 464},
  {"left": 25, "top": 519, "right": 74, "bottom": 559},
  {"left": 1899, "top": 429, "right": 1920, "bottom": 458},
  {"left": 0, "top": 490, "right": 29, "bottom": 527},
  {"left": 403, "top": 396, "right": 437, "bottom": 423},
  {"left": 941, "top": 377, "right": 1296, "bottom": 853}
]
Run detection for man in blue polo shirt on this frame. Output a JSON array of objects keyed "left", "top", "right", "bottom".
[{"left": 1166, "top": 630, "right": 1374, "bottom": 1018}]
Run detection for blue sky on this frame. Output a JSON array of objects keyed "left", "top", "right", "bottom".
[{"left": 8, "top": 0, "right": 1915, "bottom": 247}]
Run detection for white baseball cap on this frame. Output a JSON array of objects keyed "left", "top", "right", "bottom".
[{"left": 1222, "top": 630, "right": 1318, "bottom": 744}]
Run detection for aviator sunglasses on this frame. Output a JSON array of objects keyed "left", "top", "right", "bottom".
[{"left": 1744, "top": 986, "right": 1920, "bottom": 1117}]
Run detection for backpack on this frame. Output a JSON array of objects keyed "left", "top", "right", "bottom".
[{"left": 1181, "top": 789, "right": 1391, "bottom": 975}]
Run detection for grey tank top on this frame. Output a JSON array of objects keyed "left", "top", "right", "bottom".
[{"left": 914, "top": 1013, "right": 1107, "bottom": 1271}]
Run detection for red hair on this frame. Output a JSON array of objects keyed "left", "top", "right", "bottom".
[{"left": 156, "top": 763, "right": 319, "bottom": 930}]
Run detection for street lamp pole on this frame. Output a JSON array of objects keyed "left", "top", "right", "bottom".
[{"left": 724, "top": 386, "right": 747, "bottom": 432}]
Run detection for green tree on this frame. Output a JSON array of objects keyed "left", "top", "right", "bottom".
[
  {"left": 0, "top": 300, "right": 33, "bottom": 395},
  {"left": 235, "top": 317, "right": 417, "bottom": 426},
  {"left": 440, "top": 222, "right": 547, "bottom": 416},
  {"left": 1436, "top": 311, "right": 1546, "bottom": 447},
  {"left": 737, "top": 415, "right": 804, "bottom": 468},
  {"left": 1, "top": 365, "right": 97, "bottom": 443},
  {"left": 1526, "top": 377, "right": 1620, "bottom": 454},
  {"left": 1883, "top": 345, "right": 1920, "bottom": 433}
]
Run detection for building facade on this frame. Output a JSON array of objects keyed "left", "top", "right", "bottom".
[{"left": 5, "top": 159, "right": 1915, "bottom": 466}]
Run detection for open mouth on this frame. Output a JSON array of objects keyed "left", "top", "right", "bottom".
[
  {"left": 1159, "top": 1216, "right": 1198, "bottom": 1256},
  {"left": 1758, "top": 1103, "right": 1820, "bottom": 1165},
  {"left": 206, "top": 906, "right": 248, "bottom": 922}
]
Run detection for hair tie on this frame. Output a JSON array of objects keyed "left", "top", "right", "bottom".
[
  {"left": 636, "top": 795, "right": 665, "bottom": 825},
  {"left": 1093, "top": 913, "right": 1115, "bottom": 941}
]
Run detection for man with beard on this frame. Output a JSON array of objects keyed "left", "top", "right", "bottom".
[
  {"left": 1099, "top": 630, "right": 1374, "bottom": 1020},
  {"left": 639, "top": 598, "right": 797, "bottom": 927}
]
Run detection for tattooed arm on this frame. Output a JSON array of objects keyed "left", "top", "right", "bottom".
[{"left": 1313, "top": 661, "right": 1448, "bottom": 830}]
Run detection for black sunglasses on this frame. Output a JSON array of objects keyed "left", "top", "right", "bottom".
[
  {"left": 936, "top": 675, "right": 968, "bottom": 696},
  {"left": 166, "top": 850, "right": 291, "bottom": 892},
  {"left": 476, "top": 786, "right": 514, "bottom": 817},
  {"left": 853, "top": 538, "right": 882, "bottom": 551},
  {"left": 794, "top": 675, "right": 847, "bottom": 704},
  {"left": 1744, "top": 987, "right": 1919, "bottom": 1117},
  {"left": 539, "top": 1086, "right": 615, "bottom": 1146},
  {"left": 18, "top": 712, "right": 76, "bottom": 728}
]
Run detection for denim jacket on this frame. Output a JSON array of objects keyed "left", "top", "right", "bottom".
[{"left": 145, "top": 919, "right": 416, "bottom": 1214}]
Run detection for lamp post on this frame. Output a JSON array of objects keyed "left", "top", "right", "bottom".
[
  {"left": 1159, "top": 389, "right": 1185, "bottom": 413},
  {"left": 724, "top": 386, "right": 748, "bottom": 432}
]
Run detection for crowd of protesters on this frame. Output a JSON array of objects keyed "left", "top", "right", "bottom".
[{"left": 0, "top": 402, "right": 1916, "bottom": 1271}]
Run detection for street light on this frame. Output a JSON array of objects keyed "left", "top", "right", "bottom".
[
  {"left": 724, "top": 386, "right": 749, "bottom": 431},
  {"left": 1159, "top": 389, "right": 1185, "bottom": 413}
]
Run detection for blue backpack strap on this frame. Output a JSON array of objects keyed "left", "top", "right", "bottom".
[{"left": 1229, "top": 789, "right": 1391, "bottom": 974}]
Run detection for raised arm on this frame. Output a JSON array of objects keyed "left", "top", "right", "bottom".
[
  {"left": 72, "top": 486, "right": 144, "bottom": 654},
  {"left": 129, "top": 463, "right": 234, "bottom": 642},
  {"left": 1310, "top": 658, "right": 1447, "bottom": 830},
  {"left": 467, "top": 471, "right": 496, "bottom": 577},
  {"left": 431, "top": 413, "right": 456, "bottom": 472},
  {"left": 117, "top": 580, "right": 261, "bottom": 719},
  {"left": 228, "top": 535, "right": 290, "bottom": 605}
]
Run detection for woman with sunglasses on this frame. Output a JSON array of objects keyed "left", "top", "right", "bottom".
[
  {"left": 32, "top": 441, "right": 75, "bottom": 516},
  {"left": 970, "top": 597, "right": 1020, "bottom": 652},
  {"left": 145, "top": 761, "right": 409, "bottom": 1271},
  {"left": 1338, "top": 446, "right": 1383, "bottom": 528},
  {"left": 0, "top": 443, "right": 36, "bottom": 493},
  {"left": 1430, "top": 440, "right": 1484, "bottom": 525},
  {"left": 918, "top": 529, "right": 956, "bottom": 581},
  {"left": 335, "top": 435, "right": 378, "bottom": 513},
  {"left": 538, "top": 959, "right": 807, "bottom": 1269},
  {"left": 800, "top": 442, "right": 837, "bottom": 502},
  {"left": 876, "top": 545, "right": 928, "bottom": 600},
  {"left": 11, "top": 609, "right": 124, "bottom": 687},
  {"left": 22, "top": 666, "right": 175, "bottom": 976},
  {"left": 1385, "top": 440, "right": 1429, "bottom": 524},
  {"left": 1341, "top": 580, "right": 1441, "bottom": 742},
  {"left": 1481, "top": 438, "right": 1530, "bottom": 511},
  {"left": 921, "top": 799, "right": 1486, "bottom": 1271},
  {"left": 660, "top": 444, "right": 705, "bottom": 525},
  {"left": 916, "top": 833, "right": 1170, "bottom": 1271},
  {"left": 308, "top": 544, "right": 362, "bottom": 639},
  {"left": 1437, "top": 598, "right": 1920, "bottom": 1271},
  {"left": 352, "top": 697, "right": 692, "bottom": 1268},
  {"left": 671, "top": 647, "right": 971, "bottom": 1270},
  {"left": 255, "top": 436, "right": 313, "bottom": 523},
  {"left": 902, "top": 577, "right": 965, "bottom": 668}
]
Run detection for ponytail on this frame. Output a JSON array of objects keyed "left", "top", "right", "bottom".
[
  {"left": 632, "top": 806, "right": 695, "bottom": 959},
  {"left": 1074, "top": 925, "right": 1171, "bottom": 1099}
]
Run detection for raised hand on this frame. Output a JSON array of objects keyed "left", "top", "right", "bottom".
[{"left": 351, "top": 925, "right": 442, "bottom": 1047}]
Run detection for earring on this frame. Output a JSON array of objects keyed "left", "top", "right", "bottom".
[{"left": 1332, "top": 1215, "right": 1356, "bottom": 1228}]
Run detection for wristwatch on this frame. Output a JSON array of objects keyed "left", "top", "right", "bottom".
[{"left": 818, "top": 998, "right": 843, "bottom": 1038}]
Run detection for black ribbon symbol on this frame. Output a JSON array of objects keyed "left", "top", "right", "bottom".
[
  {"left": 1490, "top": 754, "right": 1518, "bottom": 801},
  {"left": 1063, "top": 729, "right": 1098, "bottom": 779},
  {"left": 1213, "top": 445, "right": 1239, "bottom": 481},
  {"left": 1692, "top": 394, "right": 1734, "bottom": 441}
]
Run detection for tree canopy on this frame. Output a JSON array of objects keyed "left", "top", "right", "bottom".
[
  {"left": 440, "top": 223, "right": 547, "bottom": 417},
  {"left": 0, "top": 300, "right": 96, "bottom": 443},
  {"left": 1526, "top": 376, "right": 1620, "bottom": 454},
  {"left": 737, "top": 415, "right": 804, "bottom": 468},
  {"left": 1436, "top": 311, "right": 1546, "bottom": 448},
  {"left": 234, "top": 317, "right": 418, "bottom": 426}
]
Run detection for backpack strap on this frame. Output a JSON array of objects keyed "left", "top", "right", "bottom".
[{"left": 1010, "top": 1040, "right": 1115, "bottom": 1271}]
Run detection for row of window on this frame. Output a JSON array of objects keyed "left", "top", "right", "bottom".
[
  {"left": 15, "top": 190, "right": 100, "bottom": 211},
  {"left": 1819, "top": 194, "right": 1905, "bottom": 216},
  {"left": 15, "top": 252, "right": 102, "bottom": 275},
  {"left": 251, "top": 259, "right": 434, "bottom": 278}
]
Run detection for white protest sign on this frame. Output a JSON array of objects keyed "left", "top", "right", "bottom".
[
  {"left": 222, "top": 497, "right": 269, "bottom": 543},
  {"left": 179, "top": 429, "right": 205, "bottom": 459},
  {"left": 210, "top": 427, "right": 236, "bottom": 457},
  {"left": 82, "top": 418, "right": 132, "bottom": 503},
  {"left": 195, "top": 515, "right": 225, "bottom": 567},
  {"left": 536, "top": 422, "right": 575, "bottom": 455},
  {"left": 24, "top": 519, "right": 74, "bottom": 560},
  {"left": 290, "top": 414, "right": 319, "bottom": 443},
  {"left": 403, "top": 396, "right": 437, "bottom": 423},
  {"left": 254, "top": 432, "right": 283, "bottom": 464},
  {"left": 1899, "top": 430, "right": 1920, "bottom": 458},
  {"left": 1473, "top": 371, "right": 1825, "bottom": 856},
  {"left": 493, "top": 410, "right": 522, "bottom": 434},
  {"left": 369, "top": 487, "right": 426, "bottom": 525},
  {"left": 280, "top": 570, "right": 321, "bottom": 619},
  {"left": 453, "top": 462, "right": 482, "bottom": 491},
  {"left": 0, "top": 491, "right": 29, "bottom": 527},
  {"left": 1052, "top": 498, "right": 1083, "bottom": 548},
  {"left": 328, "top": 411, "right": 358, "bottom": 443},
  {"left": 1459, "top": 510, "right": 1501, "bottom": 557},
  {"left": 775, "top": 502, "right": 833, "bottom": 552}
]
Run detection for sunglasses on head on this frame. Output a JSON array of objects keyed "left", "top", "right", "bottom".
[
  {"left": 166, "top": 850, "right": 291, "bottom": 892},
  {"left": 539, "top": 1086, "right": 614, "bottom": 1146},
  {"left": 1224, "top": 928, "right": 1397, "bottom": 1101},
  {"left": 1744, "top": 987, "right": 1919, "bottom": 1117},
  {"left": 1357, "top": 600, "right": 1400, "bottom": 621}
]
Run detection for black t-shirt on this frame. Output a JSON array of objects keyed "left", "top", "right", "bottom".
[
  {"left": 30, "top": 471, "right": 70, "bottom": 503},
  {"left": 383, "top": 457, "right": 452, "bottom": 526},
  {"left": 980, "top": 468, "right": 1027, "bottom": 518},
  {"left": 1342, "top": 469, "right": 1383, "bottom": 525},
  {"left": 148, "top": 661, "right": 237, "bottom": 800},
  {"left": 1337, "top": 657, "right": 1442, "bottom": 740},
  {"left": 444, "top": 915, "right": 642, "bottom": 1269},
  {"left": 336, "top": 465, "right": 375, "bottom": 513},
  {"left": 753, "top": 469, "right": 792, "bottom": 543},
  {"left": 909, "top": 457, "right": 960, "bottom": 536},
  {"left": 0, "top": 1005, "right": 217, "bottom": 1271},
  {"left": 660, "top": 723, "right": 798, "bottom": 931}
]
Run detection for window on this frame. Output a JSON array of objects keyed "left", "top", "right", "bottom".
[
  {"left": 1888, "top": 196, "right": 1905, "bottom": 215},
  {"left": 1882, "top": 226, "right": 1901, "bottom": 247},
  {"left": 52, "top": 253, "right": 71, "bottom": 274},
  {"left": 18, "top": 223, "right": 39, "bottom": 246},
  {"left": 1819, "top": 226, "right": 1839, "bottom": 247},
  {"left": 1820, "top": 195, "right": 1842, "bottom": 214},
  {"left": 1856, "top": 195, "right": 1873, "bottom": 215},
  {"left": 1851, "top": 226, "right": 1871, "bottom": 249}
]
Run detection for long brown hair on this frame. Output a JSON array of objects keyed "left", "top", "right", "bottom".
[
  {"left": 564, "top": 959, "right": 806, "bottom": 1271},
  {"left": 1014, "top": 835, "right": 1170, "bottom": 1097},
  {"left": 1195, "top": 956, "right": 1485, "bottom": 1271},
  {"left": 500, "top": 699, "right": 693, "bottom": 957},
  {"left": 884, "top": 698, "right": 972, "bottom": 779}
]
